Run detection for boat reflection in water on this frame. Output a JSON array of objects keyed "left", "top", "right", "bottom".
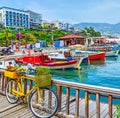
[
  {"left": 51, "top": 69, "right": 88, "bottom": 83},
  {"left": 82, "top": 58, "right": 106, "bottom": 65},
  {"left": 87, "top": 59, "right": 105, "bottom": 65},
  {"left": 105, "top": 56, "right": 118, "bottom": 62}
]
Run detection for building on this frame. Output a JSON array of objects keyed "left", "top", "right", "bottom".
[
  {"left": 41, "top": 20, "right": 74, "bottom": 31},
  {"left": 59, "top": 34, "right": 85, "bottom": 46},
  {"left": 41, "top": 20, "right": 55, "bottom": 27},
  {"left": 0, "top": 6, "right": 30, "bottom": 28},
  {"left": 27, "top": 10, "right": 42, "bottom": 29},
  {"left": 52, "top": 21, "right": 74, "bottom": 31}
]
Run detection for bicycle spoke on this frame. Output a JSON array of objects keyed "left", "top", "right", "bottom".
[
  {"left": 6, "top": 79, "right": 19, "bottom": 104},
  {"left": 29, "top": 88, "right": 58, "bottom": 118}
]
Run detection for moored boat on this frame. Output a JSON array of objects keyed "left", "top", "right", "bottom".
[
  {"left": 0, "top": 58, "right": 15, "bottom": 69},
  {"left": 105, "top": 50, "right": 119, "bottom": 57},
  {"left": 88, "top": 52, "right": 106, "bottom": 60},
  {"left": 71, "top": 50, "right": 106, "bottom": 60},
  {"left": 15, "top": 54, "right": 82, "bottom": 70}
]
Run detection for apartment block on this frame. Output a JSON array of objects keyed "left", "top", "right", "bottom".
[
  {"left": 0, "top": 6, "right": 30, "bottom": 28},
  {"left": 27, "top": 10, "right": 42, "bottom": 29}
]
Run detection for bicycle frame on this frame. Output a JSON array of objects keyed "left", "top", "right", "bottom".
[
  {"left": 6, "top": 75, "right": 59, "bottom": 118},
  {"left": 11, "top": 76, "right": 44, "bottom": 104}
]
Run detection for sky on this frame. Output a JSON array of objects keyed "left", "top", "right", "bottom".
[{"left": 0, "top": 0, "right": 120, "bottom": 24}]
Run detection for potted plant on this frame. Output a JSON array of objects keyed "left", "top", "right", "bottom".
[{"left": 34, "top": 67, "right": 51, "bottom": 88}]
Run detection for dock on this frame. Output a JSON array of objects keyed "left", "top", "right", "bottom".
[
  {"left": 0, "top": 93, "right": 117, "bottom": 118},
  {"left": 0, "top": 70, "right": 119, "bottom": 118}
]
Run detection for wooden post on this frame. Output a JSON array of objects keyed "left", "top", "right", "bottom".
[
  {"left": 66, "top": 87, "right": 70, "bottom": 115},
  {"left": 24, "top": 79, "right": 27, "bottom": 94},
  {"left": 108, "top": 95, "right": 112, "bottom": 118},
  {"left": 96, "top": 93, "right": 100, "bottom": 118},
  {"left": 29, "top": 80, "right": 33, "bottom": 89},
  {"left": 85, "top": 91, "right": 89, "bottom": 118},
  {"left": 56, "top": 85, "right": 62, "bottom": 112},
  {"left": 75, "top": 89, "right": 80, "bottom": 118}
]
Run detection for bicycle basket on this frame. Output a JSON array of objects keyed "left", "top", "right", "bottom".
[
  {"left": 34, "top": 74, "right": 51, "bottom": 87},
  {"left": 4, "top": 70, "right": 19, "bottom": 78}
]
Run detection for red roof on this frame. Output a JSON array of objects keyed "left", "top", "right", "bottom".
[{"left": 59, "top": 34, "right": 84, "bottom": 40}]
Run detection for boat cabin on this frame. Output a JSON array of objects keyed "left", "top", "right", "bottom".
[
  {"left": 48, "top": 49, "right": 73, "bottom": 61},
  {"left": 0, "top": 59, "right": 15, "bottom": 69}
]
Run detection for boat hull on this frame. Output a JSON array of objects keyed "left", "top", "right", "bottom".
[
  {"left": 88, "top": 52, "right": 106, "bottom": 60},
  {"left": 15, "top": 55, "right": 79, "bottom": 70},
  {"left": 105, "top": 50, "right": 119, "bottom": 57}
]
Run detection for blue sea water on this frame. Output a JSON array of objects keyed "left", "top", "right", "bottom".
[
  {"left": 51, "top": 55, "right": 120, "bottom": 104},
  {"left": 52, "top": 56, "right": 120, "bottom": 89}
]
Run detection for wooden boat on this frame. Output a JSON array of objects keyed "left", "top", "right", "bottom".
[
  {"left": 87, "top": 46, "right": 119, "bottom": 57},
  {"left": 88, "top": 52, "right": 106, "bottom": 60},
  {"left": 71, "top": 50, "right": 106, "bottom": 60},
  {"left": 48, "top": 48, "right": 105, "bottom": 62},
  {"left": 15, "top": 54, "right": 82, "bottom": 70},
  {"left": 105, "top": 50, "right": 119, "bottom": 57}
]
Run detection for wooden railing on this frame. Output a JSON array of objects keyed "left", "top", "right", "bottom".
[{"left": 0, "top": 71, "right": 120, "bottom": 118}]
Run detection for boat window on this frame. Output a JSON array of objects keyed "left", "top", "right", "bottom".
[
  {"left": 9, "top": 61, "right": 12, "bottom": 64},
  {"left": 55, "top": 54, "right": 58, "bottom": 57}
]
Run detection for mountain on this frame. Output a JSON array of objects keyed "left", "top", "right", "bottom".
[{"left": 73, "top": 22, "right": 120, "bottom": 35}]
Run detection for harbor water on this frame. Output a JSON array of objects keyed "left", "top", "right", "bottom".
[
  {"left": 51, "top": 55, "right": 120, "bottom": 104},
  {"left": 52, "top": 56, "right": 120, "bottom": 89}
]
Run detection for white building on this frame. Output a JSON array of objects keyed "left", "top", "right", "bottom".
[
  {"left": 27, "top": 10, "right": 42, "bottom": 29},
  {"left": 41, "top": 20, "right": 74, "bottom": 31},
  {"left": 41, "top": 20, "right": 54, "bottom": 27},
  {"left": 0, "top": 6, "right": 30, "bottom": 28},
  {"left": 52, "top": 21, "right": 73, "bottom": 31}
]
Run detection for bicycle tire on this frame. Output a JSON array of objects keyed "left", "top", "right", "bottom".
[
  {"left": 29, "top": 88, "right": 58, "bottom": 118},
  {"left": 5, "top": 79, "right": 19, "bottom": 104}
]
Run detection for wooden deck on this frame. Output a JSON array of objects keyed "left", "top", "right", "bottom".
[
  {"left": 0, "top": 71, "right": 119, "bottom": 118},
  {"left": 0, "top": 93, "right": 116, "bottom": 118},
  {"left": 0, "top": 94, "right": 59, "bottom": 118}
]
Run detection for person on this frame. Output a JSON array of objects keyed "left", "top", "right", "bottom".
[
  {"left": 22, "top": 47, "right": 25, "bottom": 54},
  {"left": 30, "top": 44, "right": 33, "bottom": 50}
]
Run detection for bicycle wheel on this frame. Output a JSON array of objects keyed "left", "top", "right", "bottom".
[
  {"left": 5, "top": 79, "right": 19, "bottom": 104},
  {"left": 29, "top": 88, "right": 58, "bottom": 118}
]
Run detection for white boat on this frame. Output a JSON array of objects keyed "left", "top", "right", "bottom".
[
  {"left": 0, "top": 58, "right": 16, "bottom": 69},
  {"left": 47, "top": 49, "right": 84, "bottom": 68},
  {"left": 105, "top": 50, "right": 119, "bottom": 57},
  {"left": 48, "top": 49, "right": 72, "bottom": 61}
]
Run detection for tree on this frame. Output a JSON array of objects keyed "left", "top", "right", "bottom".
[
  {"left": 80, "top": 27, "right": 101, "bottom": 38},
  {"left": 4, "top": 28, "right": 10, "bottom": 47}
]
